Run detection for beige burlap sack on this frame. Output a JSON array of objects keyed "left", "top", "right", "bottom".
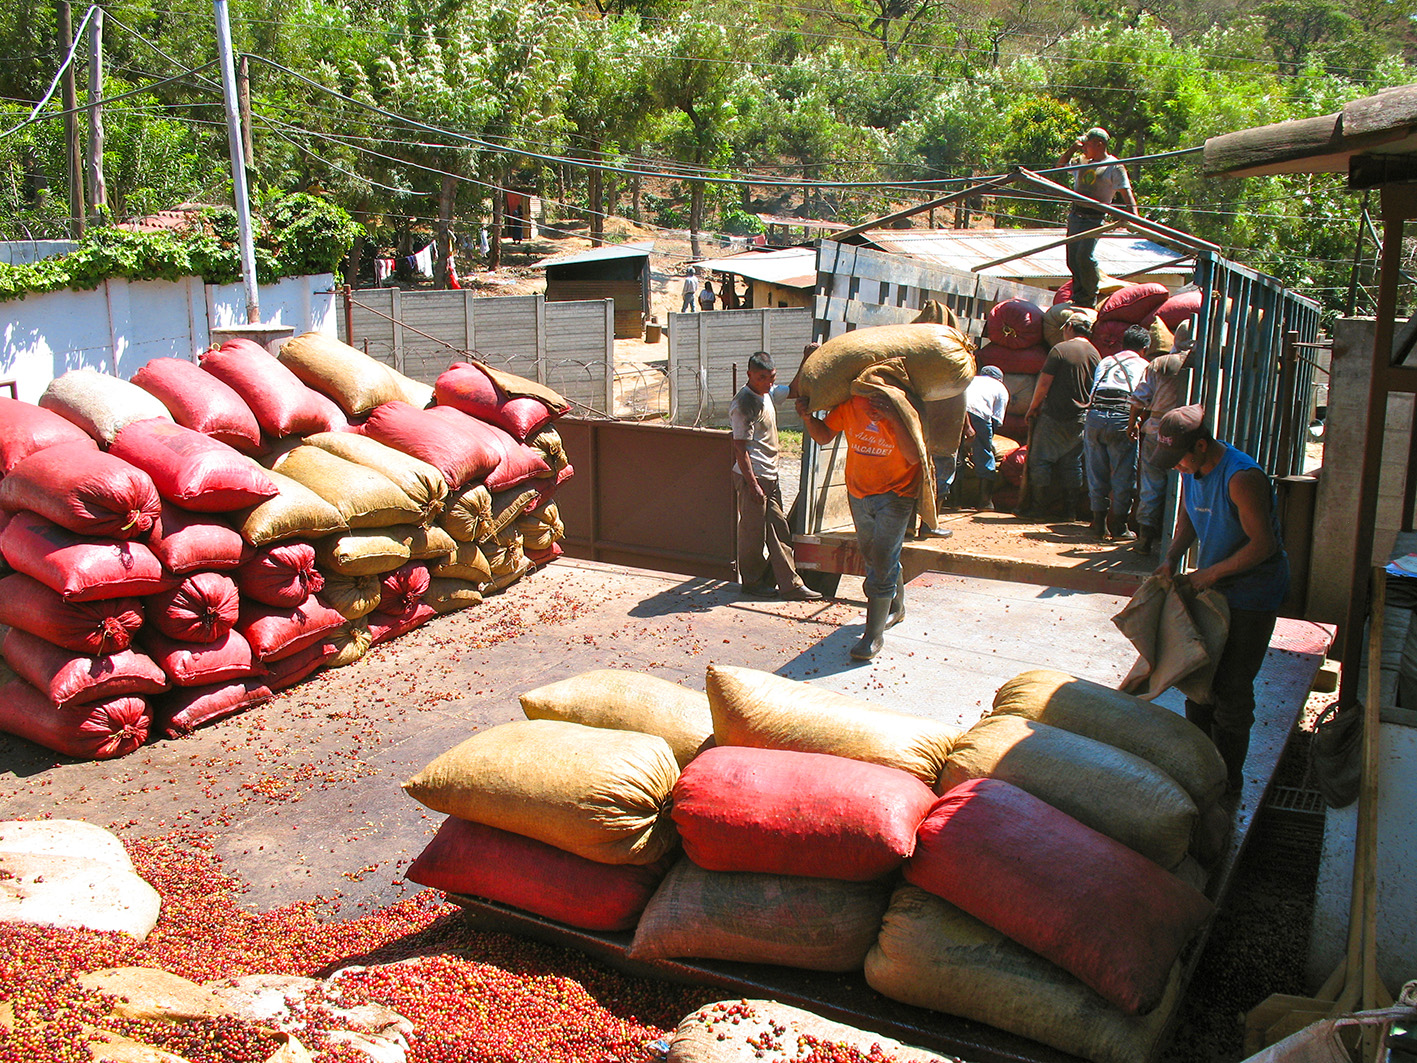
[
  {"left": 277, "top": 333, "right": 408, "bottom": 415},
  {"left": 321, "top": 573, "right": 381, "bottom": 619},
  {"left": 516, "top": 502, "right": 564, "bottom": 554},
  {"left": 39, "top": 368, "right": 174, "bottom": 445},
  {"left": 864, "top": 885, "right": 1180, "bottom": 1063},
  {"left": 315, "top": 530, "right": 411, "bottom": 576},
  {"left": 489, "top": 486, "right": 540, "bottom": 538},
  {"left": 404, "top": 523, "right": 456, "bottom": 561},
  {"left": 390, "top": 370, "right": 434, "bottom": 410},
  {"left": 793, "top": 323, "right": 974, "bottom": 413},
  {"left": 483, "top": 556, "right": 533, "bottom": 593},
  {"left": 485, "top": 536, "right": 525, "bottom": 578},
  {"left": 1042, "top": 303, "right": 1098, "bottom": 349},
  {"left": 706, "top": 664, "right": 958, "bottom": 786},
  {"left": 302, "top": 431, "right": 447, "bottom": 525},
  {"left": 941, "top": 715, "right": 1196, "bottom": 869},
  {"left": 237, "top": 468, "right": 348, "bottom": 546},
  {"left": 668, "top": 999, "right": 951, "bottom": 1063},
  {"left": 527, "top": 425, "right": 569, "bottom": 475},
  {"left": 630, "top": 858, "right": 890, "bottom": 971},
  {"left": 326, "top": 621, "right": 371, "bottom": 668},
  {"left": 273, "top": 446, "right": 423, "bottom": 529},
  {"left": 402, "top": 719, "right": 679, "bottom": 865},
  {"left": 424, "top": 577, "right": 483, "bottom": 614},
  {"left": 521, "top": 669, "right": 713, "bottom": 769},
  {"left": 432, "top": 542, "right": 491, "bottom": 583},
  {"left": 442, "top": 484, "right": 493, "bottom": 542},
  {"left": 990, "top": 669, "right": 1227, "bottom": 809}
]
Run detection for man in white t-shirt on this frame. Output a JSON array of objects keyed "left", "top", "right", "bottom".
[
  {"left": 681, "top": 271, "right": 701, "bottom": 312},
  {"left": 963, "top": 365, "right": 1010, "bottom": 511},
  {"left": 1084, "top": 324, "right": 1149, "bottom": 540},
  {"left": 1056, "top": 127, "right": 1139, "bottom": 309},
  {"left": 730, "top": 351, "right": 821, "bottom": 600}
]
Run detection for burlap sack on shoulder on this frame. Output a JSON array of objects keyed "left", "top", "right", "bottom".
[
  {"left": 303, "top": 431, "right": 448, "bottom": 526},
  {"left": 403, "top": 719, "right": 679, "bottom": 865},
  {"left": 521, "top": 669, "right": 713, "bottom": 769},
  {"left": 277, "top": 333, "right": 407, "bottom": 415},
  {"left": 792, "top": 323, "right": 974, "bottom": 413},
  {"left": 273, "top": 446, "right": 423, "bottom": 529},
  {"left": 237, "top": 468, "right": 348, "bottom": 546},
  {"left": 707, "top": 663, "right": 957, "bottom": 786}
]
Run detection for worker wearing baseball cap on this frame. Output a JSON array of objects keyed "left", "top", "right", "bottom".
[
  {"left": 1153, "top": 404, "right": 1289, "bottom": 795},
  {"left": 1056, "top": 126, "right": 1139, "bottom": 309}
]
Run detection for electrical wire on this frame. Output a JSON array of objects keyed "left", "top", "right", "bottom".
[{"left": 0, "top": 4, "right": 98, "bottom": 138}]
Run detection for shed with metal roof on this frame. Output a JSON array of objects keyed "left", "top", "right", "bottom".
[
  {"left": 531, "top": 240, "right": 654, "bottom": 338},
  {"left": 687, "top": 246, "right": 817, "bottom": 309}
]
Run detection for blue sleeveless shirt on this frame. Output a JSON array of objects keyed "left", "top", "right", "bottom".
[{"left": 1182, "top": 443, "right": 1289, "bottom": 611}]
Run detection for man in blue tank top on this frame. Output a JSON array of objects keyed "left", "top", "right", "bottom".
[{"left": 1151, "top": 405, "right": 1290, "bottom": 795}]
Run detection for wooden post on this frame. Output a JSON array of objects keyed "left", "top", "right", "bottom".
[
  {"left": 237, "top": 54, "right": 253, "bottom": 162},
  {"left": 58, "top": 0, "right": 86, "bottom": 239},
  {"left": 86, "top": 4, "right": 106, "bottom": 222}
]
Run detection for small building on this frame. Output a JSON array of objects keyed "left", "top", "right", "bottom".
[
  {"left": 531, "top": 240, "right": 653, "bottom": 339},
  {"left": 687, "top": 246, "right": 816, "bottom": 311}
]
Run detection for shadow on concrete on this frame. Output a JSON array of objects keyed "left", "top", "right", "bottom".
[{"left": 0, "top": 736, "right": 69, "bottom": 780}]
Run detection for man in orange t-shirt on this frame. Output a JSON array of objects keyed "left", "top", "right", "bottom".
[{"left": 799, "top": 392, "right": 921, "bottom": 661}]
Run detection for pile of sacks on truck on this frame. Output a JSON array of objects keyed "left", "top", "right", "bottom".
[
  {"left": 0, "top": 335, "right": 570, "bottom": 759},
  {"left": 402, "top": 663, "right": 1232, "bottom": 1063}
]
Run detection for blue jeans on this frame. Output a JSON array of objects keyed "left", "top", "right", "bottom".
[
  {"left": 1066, "top": 210, "right": 1104, "bottom": 307},
  {"left": 1084, "top": 409, "right": 1137, "bottom": 513},
  {"left": 1028, "top": 412, "right": 1085, "bottom": 506},
  {"left": 968, "top": 412, "right": 996, "bottom": 479},
  {"left": 935, "top": 452, "right": 956, "bottom": 498},
  {"left": 848, "top": 491, "right": 916, "bottom": 599},
  {"left": 1137, "top": 431, "right": 1167, "bottom": 529}
]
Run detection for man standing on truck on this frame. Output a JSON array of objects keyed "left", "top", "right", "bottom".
[
  {"left": 1022, "top": 313, "right": 1099, "bottom": 521},
  {"left": 1152, "top": 404, "right": 1289, "bottom": 795},
  {"left": 797, "top": 390, "right": 920, "bottom": 661},
  {"left": 1056, "top": 128, "right": 1139, "bottom": 309},
  {"left": 732, "top": 351, "right": 822, "bottom": 601}
]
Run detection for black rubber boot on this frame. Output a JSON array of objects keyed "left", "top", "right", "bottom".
[
  {"left": 1089, "top": 511, "right": 1108, "bottom": 540},
  {"left": 850, "top": 597, "right": 894, "bottom": 661},
  {"left": 1108, "top": 509, "right": 1136, "bottom": 541},
  {"left": 1213, "top": 727, "right": 1251, "bottom": 795},
  {"left": 976, "top": 478, "right": 995, "bottom": 512},
  {"left": 886, "top": 573, "right": 906, "bottom": 629},
  {"left": 1135, "top": 525, "right": 1161, "bottom": 554}
]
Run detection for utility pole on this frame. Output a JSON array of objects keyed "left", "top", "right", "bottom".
[
  {"left": 236, "top": 54, "right": 253, "bottom": 163},
  {"left": 58, "top": 0, "right": 86, "bottom": 238},
  {"left": 212, "top": 0, "right": 260, "bottom": 324},
  {"left": 87, "top": 3, "right": 107, "bottom": 222}
]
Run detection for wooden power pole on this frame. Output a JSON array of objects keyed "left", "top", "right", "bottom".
[
  {"left": 87, "top": 4, "right": 107, "bottom": 222},
  {"left": 58, "top": 0, "right": 86, "bottom": 238}
]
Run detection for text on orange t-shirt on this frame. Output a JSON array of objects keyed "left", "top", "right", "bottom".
[{"left": 823, "top": 395, "right": 920, "bottom": 499}]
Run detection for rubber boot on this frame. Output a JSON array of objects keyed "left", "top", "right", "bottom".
[
  {"left": 886, "top": 573, "right": 906, "bottom": 629},
  {"left": 850, "top": 597, "right": 894, "bottom": 661},
  {"left": 1108, "top": 509, "right": 1136, "bottom": 541},
  {"left": 976, "top": 479, "right": 995, "bottom": 512},
  {"left": 1135, "top": 525, "right": 1161, "bottom": 554},
  {"left": 1213, "top": 727, "right": 1251, "bottom": 795},
  {"left": 1089, "top": 511, "right": 1108, "bottom": 540}
]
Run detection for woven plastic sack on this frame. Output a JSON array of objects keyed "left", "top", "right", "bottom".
[
  {"left": 320, "top": 573, "right": 381, "bottom": 619},
  {"left": 148, "top": 572, "right": 241, "bottom": 643},
  {"left": 0, "top": 442, "right": 161, "bottom": 540},
  {"left": 424, "top": 406, "right": 551, "bottom": 490},
  {"left": 302, "top": 431, "right": 448, "bottom": 526},
  {"left": 326, "top": 621, "right": 371, "bottom": 668},
  {"left": 521, "top": 670, "right": 713, "bottom": 770},
  {"left": 974, "top": 342, "right": 1048, "bottom": 377},
  {"left": 262, "top": 639, "right": 337, "bottom": 690},
  {"left": 110, "top": 419, "right": 277, "bottom": 512},
  {"left": 408, "top": 816, "right": 670, "bottom": 932},
  {"left": 673, "top": 745, "right": 935, "bottom": 880},
  {"left": 991, "top": 669, "right": 1227, "bottom": 809},
  {"left": 1098, "top": 282, "right": 1169, "bottom": 325},
  {"left": 379, "top": 561, "right": 431, "bottom": 616},
  {"left": 434, "top": 361, "right": 562, "bottom": 441},
  {"left": 985, "top": 298, "right": 1045, "bottom": 349},
  {"left": 403, "top": 718, "right": 679, "bottom": 865},
  {"left": 366, "top": 603, "right": 436, "bottom": 645},
  {"left": 272, "top": 446, "right": 422, "bottom": 529},
  {"left": 793, "top": 323, "right": 975, "bottom": 413},
  {"left": 424, "top": 577, "right": 482, "bottom": 615},
  {"left": 130, "top": 357, "right": 263, "bottom": 452},
  {"left": 277, "top": 332, "right": 407, "bottom": 415},
  {"left": 1042, "top": 304, "right": 1098, "bottom": 349},
  {"left": 441, "top": 484, "right": 492, "bottom": 542},
  {"left": 403, "top": 523, "right": 455, "bottom": 561},
  {"left": 667, "top": 999, "right": 952, "bottom": 1063},
  {"left": 142, "top": 628, "right": 261, "bottom": 688},
  {"left": 38, "top": 368, "right": 172, "bottom": 445},
  {"left": 0, "top": 510, "right": 171, "bottom": 602},
  {"left": 316, "top": 530, "right": 411, "bottom": 577},
  {"left": 865, "top": 885, "right": 1181, "bottom": 1063},
  {"left": 705, "top": 664, "right": 957, "bottom": 786},
  {"left": 2, "top": 628, "right": 167, "bottom": 708},
  {"left": 199, "top": 340, "right": 346, "bottom": 438},
  {"left": 235, "top": 542, "right": 323, "bottom": 608},
  {"left": 0, "top": 574, "right": 143, "bottom": 654},
  {"left": 1092, "top": 318, "right": 1131, "bottom": 358},
  {"left": 0, "top": 677, "right": 149, "bottom": 759},
  {"left": 235, "top": 593, "right": 346, "bottom": 662},
  {"left": 157, "top": 678, "right": 271, "bottom": 738},
  {"left": 941, "top": 714, "right": 1196, "bottom": 869},
  {"left": 0, "top": 397, "right": 97, "bottom": 474},
  {"left": 630, "top": 857, "right": 891, "bottom": 971},
  {"left": 431, "top": 542, "right": 491, "bottom": 583},
  {"left": 360, "top": 401, "right": 500, "bottom": 489},
  {"left": 235, "top": 468, "right": 348, "bottom": 547},
  {"left": 906, "top": 779, "right": 1211, "bottom": 1015},
  {"left": 1156, "top": 288, "right": 1203, "bottom": 331},
  {"left": 148, "top": 504, "right": 250, "bottom": 574}
]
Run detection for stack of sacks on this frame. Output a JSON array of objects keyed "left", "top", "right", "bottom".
[
  {"left": 977, "top": 297, "right": 1048, "bottom": 440},
  {"left": 0, "top": 409, "right": 170, "bottom": 758},
  {"left": 1094, "top": 282, "right": 1171, "bottom": 357},
  {"left": 624, "top": 664, "right": 955, "bottom": 972}
]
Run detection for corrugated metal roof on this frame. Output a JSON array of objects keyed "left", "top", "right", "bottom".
[
  {"left": 755, "top": 213, "right": 848, "bottom": 231},
  {"left": 688, "top": 247, "right": 817, "bottom": 289},
  {"left": 857, "top": 228, "right": 1192, "bottom": 287},
  {"left": 529, "top": 240, "right": 655, "bottom": 270}
]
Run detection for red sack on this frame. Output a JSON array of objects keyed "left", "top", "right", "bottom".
[
  {"left": 672, "top": 746, "right": 936, "bottom": 881},
  {"left": 407, "top": 817, "right": 670, "bottom": 932},
  {"left": 530, "top": 463, "right": 574, "bottom": 509},
  {"left": 148, "top": 503, "right": 250, "bottom": 574},
  {"left": 361, "top": 402, "right": 500, "bottom": 489},
  {"left": 0, "top": 574, "right": 143, "bottom": 654},
  {"left": 975, "top": 343, "right": 1048, "bottom": 376},
  {"left": 1097, "top": 282, "right": 1170, "bottom": 326},
  {"left": 1052, "top": 281, "right": 1074, "bottom": 305},
  {"left": 200, "top": 339, "right": 346, "bottom": 438},
  {"left": 2, "top": 627, "right": 168, "bottom": 708},
  {"left": 235, "top": 542, "right": 323, "bottom": 607},
  {"left": 434, "top": 362, "right": 564, "bottom": 441},
  {"left": 110, "top": 419, "right": 278, "bottom": 512},
  {"left": 148, "top": 572, "right": 241, "bottom": 642},
  {"left": 985, "top": 299, "right": 1045, "bottom": 349},
  {"left": 0, "top": 677, "right": 148, "bottom": 759},
  {"left": 424, "top": 407, "right": 550, "bottom": 491},
  {"left": 0, "top": 510, "right": 172, "bottom": 602},
  {"left": 236, "top": 594, "right": 346, "bottom": 661},
  {"left": 143, "top": 627, "right": 261, "bottom": 688},
  {"left": 366, "top": 603, "right": 437, "bottom": 645},
  {"left": 0, "top": 442, "right": 160, "bottom": 540},
  {"left": 1156, "top": 288, "right": 1203, "bottom": 331},
  {"left": 0, "top": 398, "right": 97, "bottom": 474},
  {"left": 526, "top": 542, "right": 563, "bottom": 567},
  {"left": 261, "top": 639, "right": 337, "bottom": 690},
  {"left": 379, "top": 561, "right": 431, "bottom": 616},
  {"left": 131, "top": 357, "right": 263, "bottom": 452},
  {"left": 999, "top": 444, "right": 1028, "bottom": 487},
  {"left": 906, "top": 779, "right": 1212, "bottom": 1015},
  {"left": 157, "top": 678, "right": 271, "bottom": 738},
  {"left": 1091, "top": 319, "right": 1131, "bottom": 359}
]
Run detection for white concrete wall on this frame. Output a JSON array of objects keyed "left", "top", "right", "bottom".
[{"left": 0, "top": 273, "right": 336, "bottom": 403}]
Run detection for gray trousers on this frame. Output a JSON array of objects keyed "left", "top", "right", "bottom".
[{"left": 735, "top": 475, "right": 798, "bottom": 590}]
